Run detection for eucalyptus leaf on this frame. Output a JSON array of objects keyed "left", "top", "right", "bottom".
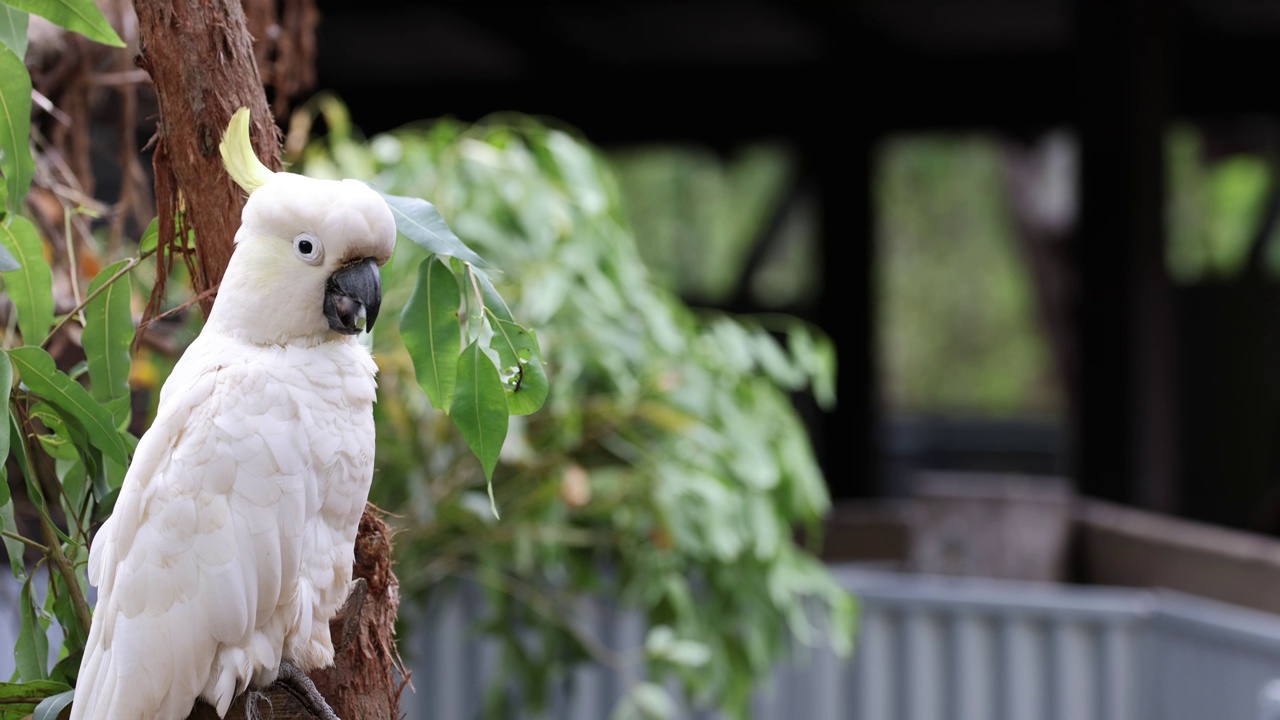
[
  {"left": 0, "top": 342, "right": 12, "bottom": 464},
  {"left": 450, "top": 340, "right": 508, "bottom": 486},
  {"left": 9, "top": 346, "right": 130, "bottom": 465},
  {"left": 471, "top": 266, "right": 514, "bottom": 322},
  {"left": 619, "top": 682, "right": 676, "bottom": 720},
  {"left": 0, "top": 44, "right": 31, "bottom": 218},
  {"left": 377, "top": 189, "right": 489, "bottom": 267},
  {"left": 0, "top": 679, "right": 70, "bottom": 700},
  {"left": 483, "top": 317, "right": 547, "bottom": 415},
  {"left": 137, "top": 216, "right": 159, "bottom": 254},
  {"left": 0, "top": 468, "right": 22, "bottom": 579},
  {"left": 487, "top": 317, "right": 537, "bottom": 369},
  {"left": 0, "top": 4, "right": 28, "bottom": 57},
  {"left": 2, "top": 0, "right": 123, "bottom": 47},
  {"left": 48, "top": 651, "right": 81, "bottom": 688},
  {"left": 104, "top": 394, "right": 130, "bottom": 430},
  {"left": 0, "top": 217, "right": 52, "bottom": 339},
  {"left": 504, "top": 353, "right": 548, "bottom": 416},
  {"left": 292, "top": 107, "right": 854, "bottom": 720},
  {"left": 56, "top": 455, "right": 87, "bottom": 524},
  {"left": 49, "top": 565, "right": 85, "bottom": 651},
  {"left": 82, "top": 260, "right": 135, "bottom": 404},
  {"left": 400, "top": 256, "right": 460, "bottom": 411},
  {"left": 16, "top": 575, "right": 48, "bottom": 680},
  {"left": 0, "top": 679, "right": 70, "bottom": 718},
  {"left": 30, "top": 402, "right": 78, "bottom": 462},
  {"left": 31, "top": 688, "right": 74, "bottom": 720},
  {"left": 811, "top": 331, "right": 837, "bottom": 410}
]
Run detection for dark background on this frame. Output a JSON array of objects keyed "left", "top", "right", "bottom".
[{"left": 308, "top": 0, "right": 1280, "bottom": 533}]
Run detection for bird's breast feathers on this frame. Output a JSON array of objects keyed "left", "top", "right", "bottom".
[{"left": 75, "top": 335, "right": 378, "bottom": 719}]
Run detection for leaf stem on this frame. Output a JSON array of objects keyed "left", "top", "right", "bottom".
[
  {"left": 40, "top": 248, "right": 153, "bottom": 349},
  {"left": 63, "top": 210, "right": 85, "bottom": 327},
  {"left": 16, "top": 421, "right": 92, "bottom": 634},
  {"left": 0, "top": 529, "right": 47, "bottom": 553}
]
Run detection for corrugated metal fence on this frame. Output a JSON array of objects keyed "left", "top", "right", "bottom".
[
  {"left": 9, "top": 565, "right": 1280, "bottom": 718},
  {"left": 401, "top": 566, "right": 1280, "bottom": 720}
]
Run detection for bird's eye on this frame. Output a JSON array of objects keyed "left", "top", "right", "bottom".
[{"left": 293, "top": 233, "right": 324, "bottom": 264}]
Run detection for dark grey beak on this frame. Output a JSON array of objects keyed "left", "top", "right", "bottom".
[{"left": 324, "top": 257, "right": 382, "bottom": 334}]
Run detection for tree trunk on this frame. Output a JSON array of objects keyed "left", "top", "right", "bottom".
[
  {"left": 133, "top": 0, "right": 280, "bottom": 316},
  {"left": 310, "top": 508, "right": 407, "bottom": 718},
  {"left": 131, "top": 1, "right": 405, "bottom": 717}
]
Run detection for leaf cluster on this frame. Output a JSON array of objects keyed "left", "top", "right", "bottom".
[
  {"left": 0, "top": 7, "right": 547, "bottom": 719},
  {"left": 290, "top": 97, "right": 856, "bottom": 718},
  {"left": 0, "top": 3, "right": 130, "bottom": 717}
]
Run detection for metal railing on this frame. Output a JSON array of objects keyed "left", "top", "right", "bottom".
[{"left": 396, "top": 567, "right": 1280, "bottom": 719}]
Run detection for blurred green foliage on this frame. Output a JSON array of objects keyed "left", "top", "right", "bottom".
[
  {"left": 872, "top": 123, "right": 1280, "bottom": 420},
  {"left": 288, "top": 96, "right": 853, "bottom": 718},
  {"left": 609, "top": 144, "right": 819, "bottom": 309},
  {"left": 1166, "top": 122, "right": 1275, "bottom": 283},
  {"left": 874, "top": 135, "right": 1061, "bottom": 417}
]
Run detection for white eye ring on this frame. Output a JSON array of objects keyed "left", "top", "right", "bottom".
[{"left": 293, "top": 233, "right": 324, "bottom": 265}]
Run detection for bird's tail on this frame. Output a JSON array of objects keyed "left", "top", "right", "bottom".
[
  {"left": 67, "top": 603, "right": 205, "bottom": 720},
  {"left": 68, "top": 618, "right": 123, "bottom": 720}
]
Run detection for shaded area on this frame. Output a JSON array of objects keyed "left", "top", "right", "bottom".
[{"left": 305, "top": 0, "right": 1280, "bottom": 532}]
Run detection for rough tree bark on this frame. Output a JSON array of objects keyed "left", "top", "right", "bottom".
[
  {"left": 133, "top": 0, "right": 281, "bottom": 316},
  {"left": 309, "top": 509, "right": 406, "bottom": 718},
  {"left": 128, "top": 1, "right": 406, "bottom": 718}
]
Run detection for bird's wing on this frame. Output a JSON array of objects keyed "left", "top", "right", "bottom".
[{"left": 71, "top": 343, "right": 319, "bottom": 720}]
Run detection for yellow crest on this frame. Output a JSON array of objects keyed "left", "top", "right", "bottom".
[{"left": 219, "top": 107, "right": 275, "bottom": 195}]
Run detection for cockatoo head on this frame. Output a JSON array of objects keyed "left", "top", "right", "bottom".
[{"left": 208, "top": 108, "right": 396, "bottom": 345}]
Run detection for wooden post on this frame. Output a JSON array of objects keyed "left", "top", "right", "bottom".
[{"left": 1072, "top": 0, "right": 1176, "bottom": 510}]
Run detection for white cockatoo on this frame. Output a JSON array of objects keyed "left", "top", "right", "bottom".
[{"left": 69, "top": 108, "right": 396, "bottom": 720}]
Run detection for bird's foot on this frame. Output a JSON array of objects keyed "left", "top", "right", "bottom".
[
  {"left": 274, "top": 660, "right": 341, "bottom": 720},
  {"left": 335, "top": 577, "right": 367, "bottom": 653}
]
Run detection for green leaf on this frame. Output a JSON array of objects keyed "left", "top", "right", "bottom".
[
  {"left": 505, "top": 354, "right": 548, "bottom": 416},
  {"left": 0, "top": 678, "right": 70, "bottom": 700},
  {"left": 0, "top": 217, "right": 51, "bottom": 339},
  {"left": 8, "top": 347, "right": 129, "bottom": 465},
  {"left": 613, "top": 682, "right": 676, "bottom": 720},
  {"left": 16, "top": 575, "right": 48, "bottom": 680},
  {"left": 376, "top": 189, "right": 489, "bottom": 267},
  {"left": 487, "top": 319, "right": 547, "bottom": 416},
  {"left": 2, "top": 0, "right": 123, "bottom": 47},
  {"left": 400, "top": 256, "right": 460, "bottom": 410},
  {"left": 0, "top": 468, "right": 24, "bottom": 579},
  {"left": 449, "top": 340, "right": 508, "bottom": 484},
  {"left": 0, "top": 680, "right": 70, "bottom": 718},
  {"left": 55, "top": 456, "right": 87, "bottom": 523},
  {"left": 104, "top": 394, "right": 130, "bottom": 430},
  {"left": 487, "top": 318, "right": 535, "bottom": 368},
  {"left": 0, "top": 5, "right": 29, "bottom": 57},
  {"left": 136, "top": 216, "right": 159, "bottom": 254},
  {"left": 48, "top": 563, "right": 86, "bottom": 652},
  {"left": 0, "top": 342, "right": 12, "bottom": 464},
  {"left": 471, "top": 266, "right": 514, "bottom": 323},
  {"left": 48, "top": 650, "right": 81, "bottom": 687},
  {"left": 32, "top": 688, "right": 74, "bottom": 720},
  {"left": 645, "top": 625, "right": 711, "bottom": 668},
  {"left": 30, "top": 402, "right": 78, "bottom": 462},
  {"left": 0, "top": 45, "right": 33, "bottom": 218},
  {"left": 82, "top": 259, "right": 135, "bottom": 404}
]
